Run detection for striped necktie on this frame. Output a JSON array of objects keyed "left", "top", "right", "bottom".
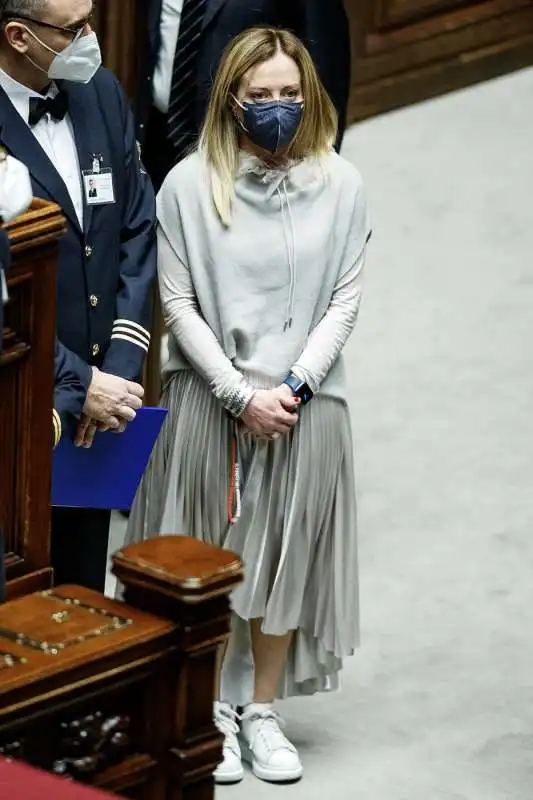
[{"left": 167, "top": 0, "right": 208, "bottom": 162}]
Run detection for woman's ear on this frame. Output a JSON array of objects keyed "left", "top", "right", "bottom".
[
  {"left": 229, "top": 92, "right": 242, "bottom": 112},
  {"left": 231, "top": 107, "right": 247, "bottom": 133},
  {"left": 229, "top": 93, "right": 245, "bottom": 128}
]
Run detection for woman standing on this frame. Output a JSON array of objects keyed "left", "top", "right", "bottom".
[{"left": 126, "top": 26, "right": 371, "bottom": 785}]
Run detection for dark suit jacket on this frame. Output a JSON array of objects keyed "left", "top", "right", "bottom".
[
  {"left": 0, "top": 68, "right": 157, "bottom": 409},
  {"left": 136, "top": 0, "right": 351, "bottom": 150}
]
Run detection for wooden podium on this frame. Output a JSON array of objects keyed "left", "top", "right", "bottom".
[
  {"left": 0, "top": 202, "right": 244, "bottom": 798},
  {"left": 0, "top": 537, "right": 242, "bottom": 799},
  {"left": 1, "top": 200, "right": 66, "bottom": 599}
]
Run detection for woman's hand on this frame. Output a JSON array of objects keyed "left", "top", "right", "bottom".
[{"left": 241, "top": 385, "right": 300, "bottom": 438}]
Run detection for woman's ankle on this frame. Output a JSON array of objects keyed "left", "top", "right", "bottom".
[{"left": 246, "top": 700, "right": 274, "bottom": 712}]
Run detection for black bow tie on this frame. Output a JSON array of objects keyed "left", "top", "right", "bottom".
[{"left": 28, "top": 91, "right": 69, "bottom": 127}]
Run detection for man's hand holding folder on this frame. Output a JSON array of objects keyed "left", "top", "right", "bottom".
[{"left": 75, "top": 368, "right": 145, "bottom": 449}]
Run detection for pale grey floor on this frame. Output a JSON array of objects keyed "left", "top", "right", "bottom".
[{"left": 108, "top": 67, "right": 533, "bottom": 798}]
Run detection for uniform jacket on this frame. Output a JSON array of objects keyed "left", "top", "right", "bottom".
[
  {"left": 136, "top": 0, "right": 351, "bottom": 150},
  {"left": 0, "top": 67, "right": 157, "bottom": 435}
]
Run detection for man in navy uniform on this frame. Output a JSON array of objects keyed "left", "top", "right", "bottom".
[
  {"left": 137, "top": 0, "right": 351, "bottom": 191},
  {"left": 0, "top": 0, "right": 157, "bottom": 593}
]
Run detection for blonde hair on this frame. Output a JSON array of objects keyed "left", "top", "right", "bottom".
[{"left": 198, "top": 27, "right": 338, "bottom": 226}]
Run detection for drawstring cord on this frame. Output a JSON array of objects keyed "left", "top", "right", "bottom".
[
  {"left": 227, "top": 175, "right": 297, "bottom": 523},
  {"left": 284, "top": 180, "right": 297, "bottom": 329},
  {"left": 277, "top": 178, "right": 297, "bottom": 331}
]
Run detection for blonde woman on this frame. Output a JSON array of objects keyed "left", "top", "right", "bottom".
[{"left": 126, "top": 27, "right": 371, "bottom": 785}]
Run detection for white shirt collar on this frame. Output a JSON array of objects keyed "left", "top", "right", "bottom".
[{"left": 0, "top": 68, "right": 58, "bottom": 125}]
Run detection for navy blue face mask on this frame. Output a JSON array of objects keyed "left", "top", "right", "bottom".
[{"left": 236, "top": 99, "right": 304, "bottom": 153}]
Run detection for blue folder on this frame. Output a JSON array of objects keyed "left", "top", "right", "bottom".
[{"left": 52, "top": 407, "right": 168, "bottom": 510}]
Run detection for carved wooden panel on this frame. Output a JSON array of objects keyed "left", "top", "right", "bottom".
[
  {"left": 0, "top": 663, "right": 171, "bottom": 795},
  {"left": 374, "top": 0, "right": 470, "bottom": 29},
  {"left": 0, "top": 697, "right": 144, "bottom": 783},
  {"left": 347, "top": 0, "right": 533, "bottom": 121},
  {"left": 0, "top": 712, "right": 132, "bottom": 780},
  {"left": 0, "top": 585, "right": 174, "bottom": 796}
]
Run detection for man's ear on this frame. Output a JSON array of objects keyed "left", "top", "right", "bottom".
[{"left": 3, "top": 21, "right": 31, "bottom": 54}]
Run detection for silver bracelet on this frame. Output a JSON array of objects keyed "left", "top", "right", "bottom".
[{"left": 221, "top": 384, "right": 255, "bottom": 418}]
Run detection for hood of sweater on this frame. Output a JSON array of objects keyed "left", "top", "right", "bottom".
[{"left": 236, "top": 151, "right": 328, "bottom": 197}]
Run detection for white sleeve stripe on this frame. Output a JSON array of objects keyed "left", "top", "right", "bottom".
[
  {"left": 112, "top": 322, "right": 150, "bottom": 345},
  {"left": 110, "top": 332, "right": 149, "bottom": 352},
  {"left": 113, "top": 319, "right": 150, "bottom": 340},
  {"left": 52, "top": 409, "right": 62, "bottom": 448},
  {"left": 112, "top": 325, "right": 150, "bottom": 346}
]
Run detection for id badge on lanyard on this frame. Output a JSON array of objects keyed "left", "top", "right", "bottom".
[{"left": 82, "top": 153, "right": 116, "bottom": 207}]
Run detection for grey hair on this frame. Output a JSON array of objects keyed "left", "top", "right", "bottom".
[{"left": 1, "top": 0, "right": 48, "bottom": 19}]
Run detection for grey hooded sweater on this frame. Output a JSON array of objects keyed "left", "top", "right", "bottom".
[{"left": 157, "top": 150, "right": 370, "bottom": 407}]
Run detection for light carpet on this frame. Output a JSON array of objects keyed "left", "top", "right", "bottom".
[{"left": 108, "top": 67, "right": 533, "bottom": 799}]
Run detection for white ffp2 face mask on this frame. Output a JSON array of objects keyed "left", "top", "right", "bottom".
[{"left": 25, "top": 28, "right": 102, "bottom": 84}]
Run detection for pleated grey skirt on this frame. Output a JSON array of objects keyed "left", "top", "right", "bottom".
[{"left": 124, "top": 369, "right": 359, "bottom": 705}]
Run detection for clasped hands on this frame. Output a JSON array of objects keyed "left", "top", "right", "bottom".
[
  {"left": 240, "top": 384, "right": 300, "bottom": 440},
  {"left": 75, "top": 367, "right": 144, "bottom": 448},
  {"left": 75, "top": 379, "right": 299, "bottom": 447}
]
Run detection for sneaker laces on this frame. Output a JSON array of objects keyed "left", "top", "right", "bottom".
[
  {"left": 241, "top": 707, "right": 296, "bottom": 753},
  {"left": 214, "top": 703, "right": 240, "bottom": 743}
]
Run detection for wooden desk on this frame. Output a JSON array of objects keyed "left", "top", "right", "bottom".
[{"left": 0, "top": 536, "right": 243, "bottom": 799}]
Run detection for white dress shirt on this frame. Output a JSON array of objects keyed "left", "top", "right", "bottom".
[
  {"left": 0, "top": 69, "right": 84, "bottom": 228},
  {"left": 153, "top": 0, "right": 184, "bottom": 114}
]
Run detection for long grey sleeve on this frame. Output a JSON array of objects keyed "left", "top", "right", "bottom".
[
  {"left": 157, "top": 226, "right": 255, "bottom": 416},
  {"left": 292, "top": 248, "right": 366, "bottom": 393}
]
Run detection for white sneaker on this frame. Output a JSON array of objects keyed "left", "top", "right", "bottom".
[
  {"left": 240, "top": 703, "right": 303, "bottom": 783},
  {"left": 213, "top": 702, "right": 244, "bottom": 784}
]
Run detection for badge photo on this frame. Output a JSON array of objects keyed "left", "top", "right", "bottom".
[{"left": 83, "top": 168, "right": 115, "bottom": 206}]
